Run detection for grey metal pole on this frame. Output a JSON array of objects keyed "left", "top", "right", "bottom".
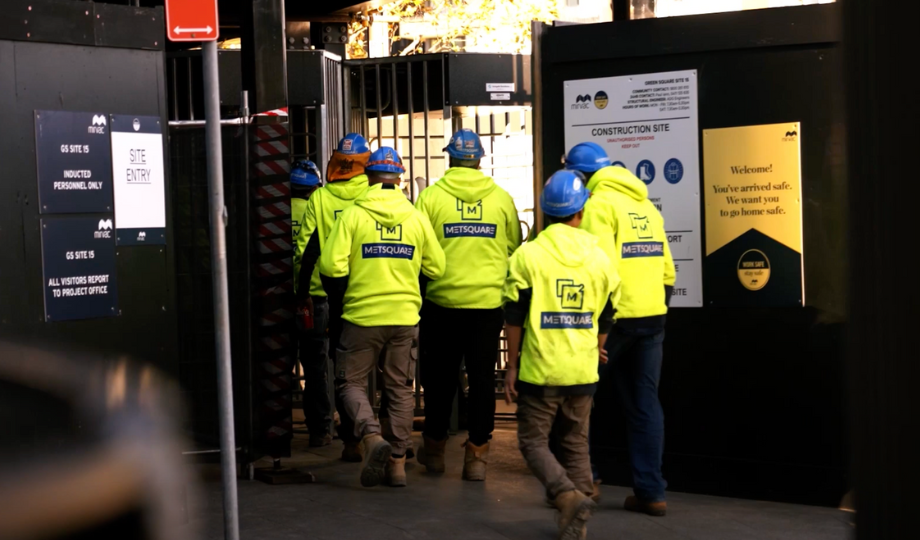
[{"left": 202, "top": 40, "right": 241, "bottom": 540}]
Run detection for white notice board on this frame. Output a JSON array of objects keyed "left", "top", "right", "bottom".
[
  {"left": 563, "top": 70, "right": 702, "bottom": 307},
  {"left": 110, "top": 115, "right": 166, "bottom": 245}
]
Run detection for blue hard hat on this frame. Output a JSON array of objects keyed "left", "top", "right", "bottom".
[
  {"left": 540, "top": 170, "right": 590, "bottom": 217},
  {"left": 365, "top": 147, "right": 406, "bottom": 174},
  {"left": 337, "top": 133, "right": 370, "bottom": 155},
  {"left": 564, "top": 142, "right": 611, "bottom": 173},
  {"left": 291, "top": 160, "right": 321, "bottom": 186},
  {"left": 444, "top": 128, "right": 485, "bottom": 160}
]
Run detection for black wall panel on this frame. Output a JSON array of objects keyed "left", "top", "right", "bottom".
[
  {"left": 540, "top": 5, "right": 846, "bottom": 505},
  {"left": 0, "top": 20, "right": 177, "bottom": 434}
]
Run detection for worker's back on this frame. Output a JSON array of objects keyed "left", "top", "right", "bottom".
[{"left": 415, "top": 166, "right": 521, "bottom": 309}]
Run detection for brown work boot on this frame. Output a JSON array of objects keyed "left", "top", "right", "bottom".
[
  {"left": 359, "top": 434, "right": 392, "bottom": 488},
  {"left": 417, "top": 435, "right": 447, "bottom": 474},
  {"left": 309, "top": 433, "right": 333, "bottom": 448},
  {"left": 341, "top": 440, "right": 363, "bottom": 462},
  {"left": 462, "top": 440, "right": 489, "bottom": 481},
  {"left": 590, "top": 480, "right": 601, "bottom": 503},
  {"left": 554, "top": 490, "right": 596, "bottom": 540},
  {"left": 386, "top": 454, "right": 407, "bottom": 487},
  {"left": 624, "top": 495, "right": 667, "bottom": 516}
]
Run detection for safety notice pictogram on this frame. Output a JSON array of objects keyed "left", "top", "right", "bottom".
[{"left": 165, "top": 0, "right": 219, "bottom": 42}]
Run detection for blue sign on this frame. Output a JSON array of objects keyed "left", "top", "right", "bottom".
[
  {"left": 612, "top": 161, "right": 626, "bottom": 168},
  {"left": 636, "top": 160, "right": 655, "bottom": 185},
  {"left": 664, "top": 158, "right": 684, "bottom": 184},
  {"left": 41, "top": 216, "right": 118, "bottom": 322},
  {"left": 35, "top": 110, "right": 113, "bottom": 214}
]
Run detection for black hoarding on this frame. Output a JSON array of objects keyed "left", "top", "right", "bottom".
[{"left": 35, "top": 110, "right": 113, "bottom": 214}]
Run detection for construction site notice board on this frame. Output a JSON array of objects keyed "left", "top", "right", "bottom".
[
  {"left": 563, "top": 70, "right": 702, "bottom": 307},
  {"left": 702, "top": 122, "right": 804, "bottom": 307}
]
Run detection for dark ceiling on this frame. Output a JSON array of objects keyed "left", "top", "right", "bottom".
[{"left": 131, "top": 0, "right": 375, "bottom": 24}]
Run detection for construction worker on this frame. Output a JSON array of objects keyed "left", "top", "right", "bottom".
[
  {"left": 566, "top": 142, "right": 675, "bottom": 516},
  {"left": 297, "top": 133, "right": 371, "bottom": 457},
  {"left": 415, "top": 128, "right": 521, "bottom": 480},
  {"left": 290, "top": 160, "right": 330, "bottom": 446},
  {"left": 319, "top": 147, "right": 445, "bottom": 488},
  {"left": 503, "top": 169, "right": 619, "bottom": 540}
]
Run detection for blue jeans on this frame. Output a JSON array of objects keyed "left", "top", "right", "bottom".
[{"left": 593, "top": 327, "right": 667, "bottom": 502}]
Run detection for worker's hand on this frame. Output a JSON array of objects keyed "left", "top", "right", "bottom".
[
  {"left": 598, "top": 346, "right": 609, "bottom": 365},
  {"left": 303, "top": 295, "right": 314, "bottom": 319},
  {"left": 504, "top": 367, "right": 518, "bottom": 405}
]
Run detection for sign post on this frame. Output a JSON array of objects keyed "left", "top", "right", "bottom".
[{"left": 166, "top": 3, "right": 239, "bottom": 540}]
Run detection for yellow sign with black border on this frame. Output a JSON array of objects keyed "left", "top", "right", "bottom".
[{"left": 702, "top": 123, "right": 804, "bottom": 307}]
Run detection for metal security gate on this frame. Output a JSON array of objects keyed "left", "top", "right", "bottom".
[
  {"left": 344, "top": 53, "right": 534, "bottom": 419},
  {"left": 289, "top": 50, "right": 345, "bottom": 178}
]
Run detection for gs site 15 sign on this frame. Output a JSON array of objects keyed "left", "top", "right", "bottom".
[
  {"left": 35, "top": 111, "right": 113, "bottom": 214},
  {"left": 41, "top": 216, "right": 119, "bottom": 322},
  {"left": 563, "top": 70, "right": 702, "bottom": 308},
  {"left": 703, "top": 122, "right": 804, "bottom": 307}
]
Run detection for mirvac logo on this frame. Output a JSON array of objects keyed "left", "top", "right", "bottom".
[
  {"left": 541, "top": 279, "right": 594, "bottom": 329},
  {"left": 444, "top": 198, "right": 497, "bottom": 238},
  {"left": 94, "top": 219, "right": 113, "bottom": 239},
  {"left": 571, "top": 94, "right": 592, "bottom": 110},
  {"left": 88, "top": 115, "right": 107, "bottom": 135}
]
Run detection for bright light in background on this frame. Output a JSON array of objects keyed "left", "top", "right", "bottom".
[{"left": 653, "top": 0, "right": 835, "bottom": 18}]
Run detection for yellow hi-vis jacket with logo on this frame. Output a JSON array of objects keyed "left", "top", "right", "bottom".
[
  {"left": 292, "top": 196, "right": 309, "bottom": 293},
  {"left": 415, "top": 167, "right": 521, "bottom": 309},
  {"left": 581, "top": 166, "right": 675, "bottom": 320},
  {"left": 502, "top": 224, "right": 620, "bottom": 388},
  {"left": 299, "top": 174, "right": 369, "bottom": 297},
  {"left": 319, "top": 184, "right": 446, "bottom": 327}
]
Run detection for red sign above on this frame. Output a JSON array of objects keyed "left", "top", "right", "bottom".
[{"left": 165, "top": 0, "right": 219, "bottom": 42}]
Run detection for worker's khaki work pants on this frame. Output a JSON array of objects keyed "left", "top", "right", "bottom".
[
  {"left": 517, "top": 393, "right": 594, "bottom": 499},
  {"left": 336, "top": 321, "right": 417, "bottom": 455}
]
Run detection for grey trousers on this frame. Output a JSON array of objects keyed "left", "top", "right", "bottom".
[
  {"left": 517, "top": 393, "right": 594, "bottom": 499},
  {"left": 336, "top": 321, "right": 418, "bottom": 455}
]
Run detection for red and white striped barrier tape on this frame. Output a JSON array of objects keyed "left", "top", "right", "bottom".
[
  {"left": 257, "top": 258, "right": 292, "bottom": 277},
  {"left": 258, "top": 238, "right": 293, "bottom": 255},
  {"left": 255, "top": 182, "right": 290, "bottom": 200},
  {"left": 253, "top": 107, "right": 289, "bottom": 117},
  {"left": 257, "top": 201, "right": 291, "bottom": 220},
  {"left": 258, "top": 220, "right": 291, "bottom": 238}
]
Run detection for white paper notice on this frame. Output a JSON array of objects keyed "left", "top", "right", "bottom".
[
  {"left": 110, "top": 115, "right": 166, "bottom": 245},
  {"left": 563, "top": 70, "right": 702, "bottom": 307}
]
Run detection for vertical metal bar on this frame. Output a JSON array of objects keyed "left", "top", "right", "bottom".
[
  {"left": 304, "top": 106, "right": 310, "bottom": 162},
  {"left": 407, "top": 62, "right": 416, "bottom": 200},
  {"left": 531, "top": 21, "right": 546, "bottom": 235},
  {"left": 360, "top": 66, "right": 368, "bottom": 136},
  {"left": 392, "top": 63, "right": 400, "bottom": 154},
  {"left": 475, "top": 112, "right": 480, "bottom": 136},
  {"left": 422, "top": 61, "right": 431, "bottom": 187},
  {"left": 187, "top": 57, "right": 195, "bottom": 121},
  {"left": 171, "top": 58, "right": 179, "bottom": 121},
  {"left": 343, "top": 65, "right": 352, "bottom": 137},
  {"left": 375, "top": 65, "right": 383, "bottom": 148},
  {"left": 202, "top": 40, "right": 239, "bottom": 540}
]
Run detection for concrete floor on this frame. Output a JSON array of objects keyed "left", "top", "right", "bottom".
[{"left": 183, "top": 420, "right": 853, "bottom": 540}]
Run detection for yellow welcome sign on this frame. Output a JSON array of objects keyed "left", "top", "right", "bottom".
[{"left": 703, "top": 123, "right": 803, "bottom": 306}]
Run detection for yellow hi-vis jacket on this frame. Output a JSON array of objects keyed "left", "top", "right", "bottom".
[
  {"left": 299, "top": 174, "right": 369, "bottom": 297},
  {"left": 319, "top": 184, "right": 446, "bottom": 327},
  {"left": 415, "top": 167, "right": 521, "bottom": 309},
  {"left": 292, "top": 196, "right": 309, "bottom": 293},
  {"left": 502, "top": 224, "right": 620, "bottom": 389},
  {"left": 581, "top": 166, "right": 675, "bottom": 321}
]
